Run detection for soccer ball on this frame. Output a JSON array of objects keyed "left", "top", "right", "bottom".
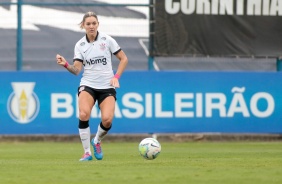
[{"left": 138, "top": 138, "right": 161, "bottom": 160}]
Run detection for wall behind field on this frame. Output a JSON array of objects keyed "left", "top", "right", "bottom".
[
  {"left": 0, "top": 0, "right": 278, "bottom": 71},
  {"left": 1, "top": 71, "right": 282, "bottom": 135}
]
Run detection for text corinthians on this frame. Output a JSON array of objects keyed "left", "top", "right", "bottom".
[{"left": 165, "top": 0, "right": 282, "bottom": 16}]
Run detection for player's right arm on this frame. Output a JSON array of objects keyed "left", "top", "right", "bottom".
[{"left": 56, "top": 54, "right": 82, "bottom": 75}]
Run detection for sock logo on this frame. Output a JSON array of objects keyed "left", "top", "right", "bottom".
[{"left": 7, "top": 82, "right": 40, "bottom": 124}]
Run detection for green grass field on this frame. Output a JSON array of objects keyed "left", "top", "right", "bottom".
[{"left": 0, "top": 141, "right": 282, "bottom": 184}]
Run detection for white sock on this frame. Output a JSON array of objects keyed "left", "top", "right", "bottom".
[
  {"left": 94, "top": 124, "right": 108, "bottom": 144},
  {"left": 79, "top": 127, "right": 91, "bottom": 154}
]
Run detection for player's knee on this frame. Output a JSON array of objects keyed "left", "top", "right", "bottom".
[
  {"left": 79, "top": 111, "right": 90, "bottom": 121},
  {"left": 101, "top": 116, "right": 113, "bottom": 127}
]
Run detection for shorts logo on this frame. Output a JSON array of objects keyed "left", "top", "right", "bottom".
[
  {"left": 79, "top": 86, "right": 85, "bottom": 92},
  {"left": 7, "top": 82, "right": 40, "bottom": 124}
]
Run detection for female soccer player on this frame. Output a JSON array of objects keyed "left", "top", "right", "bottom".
[{"left": 56, "top": 11, "right": 128, "bottom": 161}]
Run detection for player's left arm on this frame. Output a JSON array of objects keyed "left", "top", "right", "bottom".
[{"left": 111, "top": 50, "right": 128, "bottom": 88}]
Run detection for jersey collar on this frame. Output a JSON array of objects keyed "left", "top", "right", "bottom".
[{"left": 85, "top": 31, "right": 99, "bottom": 43}]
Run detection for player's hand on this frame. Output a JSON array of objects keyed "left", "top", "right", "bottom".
[
  {"left": 56, "top": 54, "right": 67, "bottom": 67},
  {"left": 110, "top": 78, "right": 120, "bottom": 88}
]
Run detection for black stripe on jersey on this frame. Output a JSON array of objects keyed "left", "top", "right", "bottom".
[
  {"left": 86, "top": 32, "right": 99, "bottom": 43},
  {"left": 73, "top": 58, "right": 84, "bottom": 63},
  {"left": 113, "top": 49, "right": 122, "bottom": 55}
]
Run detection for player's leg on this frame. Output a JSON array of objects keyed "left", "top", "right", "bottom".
[
  {"left": 91, "top": 94, "right": 116, "bottom": 160},
  {"left": 78, "top": 89, "right": 95, "bottom": 161},
  {"left": 95, "top": 95, "right": 115, "bottom": 141}
]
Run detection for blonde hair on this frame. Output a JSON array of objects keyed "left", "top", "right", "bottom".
[{"left": 79, "top": 11, "right": 98, "bottom": 29}]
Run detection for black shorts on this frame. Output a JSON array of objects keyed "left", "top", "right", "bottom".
[{"left": 77, "top": 86, "right": 116, "bottom": 106}]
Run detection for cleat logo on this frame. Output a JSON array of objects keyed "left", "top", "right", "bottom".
[{"left": 7, "top": 82, "right": 40, "bottom": 124}]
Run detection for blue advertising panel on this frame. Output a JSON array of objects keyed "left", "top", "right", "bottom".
[{"left": 0, "top": 71, "right": 282, "bottom": 134}]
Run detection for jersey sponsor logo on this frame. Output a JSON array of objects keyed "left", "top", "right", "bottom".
[
  {"left": 85, "top": 57, "right": 107, "bottom": 65},
  {"left": 7, "top": 82, "right": 40, "bottom": 124}
]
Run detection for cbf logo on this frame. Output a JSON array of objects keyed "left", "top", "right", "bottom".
[{"left": 7, "top": 82, "right": 40, "bottom": 124}]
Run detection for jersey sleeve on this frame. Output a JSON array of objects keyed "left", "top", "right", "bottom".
[
  {"left": 73, "top": 44, "right": 84, "bottom": 62},
  {"left": 108, "top": 36, "right": 121, "bottom": 55}
]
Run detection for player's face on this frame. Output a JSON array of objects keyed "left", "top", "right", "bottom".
[{"left": 83, "top": 16, "right": 99, "bottom": 37}]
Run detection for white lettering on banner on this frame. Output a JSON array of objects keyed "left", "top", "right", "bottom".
[
  {"left": 145, "top": 93, "right": 153, "bottom": 118},
  {"left": 51, "top": 93, "right": 74, "bottom": 118},
  {"left": 206, "top": 93, "right": 227, "bottom": 117},
  {"left": 196, "top": 93, "right": 203, "bottom": 117},
  {"left": 50, "top": 87, "right": 275, "bottom": 119},
  {"left": 122, "top": 93, "right": 144, "bottom": 118},
  {"left": 227, "top": 88, "right": 250, "bottom": 117},
  {"left": 250, "top": 92, "right": 275, "bottom": 117},
  {"left": 165, "top": 0, "right": 282, "bottom": 16},
  {"left": 165, "top": 0, "right": 181, "bottom": 14},
  {"left": 175, "top": 93, "right": 194, "bottom": 117},
  {"left": 121, "top": 93, "right": 173, "bottom": 118},
  {"left": 155, "top": 93, "right": 173, "bottom": 118}
]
